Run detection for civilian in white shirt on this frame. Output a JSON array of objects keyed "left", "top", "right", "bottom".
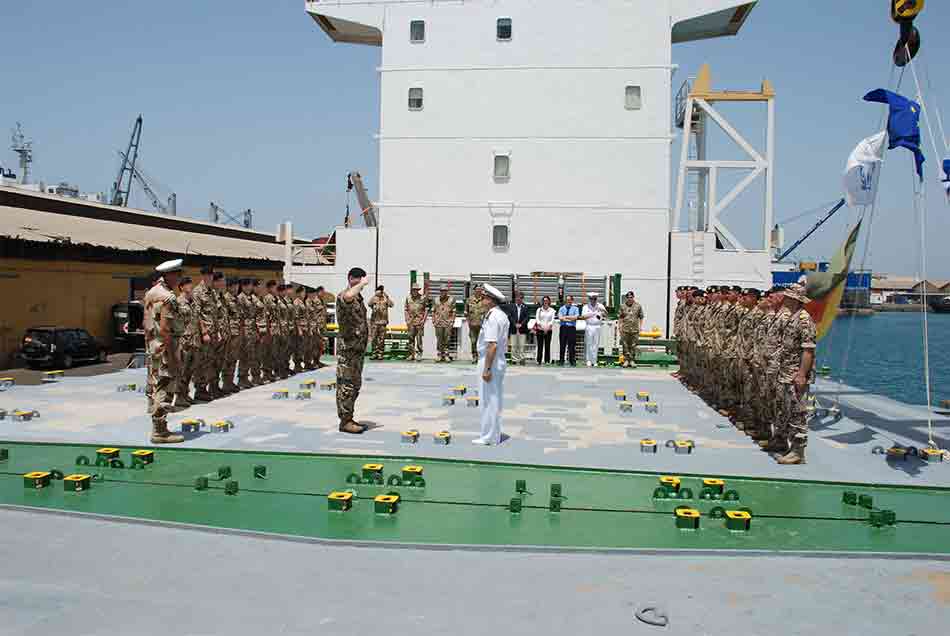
[
  {"left": 534, "top": 295, "right": 556, "bottom": 365},
  {"left": 473, "top": 284, "right": 510, "bottom": 446},
  {"left": 581, "top": 292, "right": 607, "bottom": 367}
]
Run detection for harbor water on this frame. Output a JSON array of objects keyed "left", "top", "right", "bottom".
[{"left": 818, "top": 312, "right": 950, "bottom": 407}]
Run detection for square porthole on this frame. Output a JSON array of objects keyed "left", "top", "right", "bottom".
[
  {"left": 408, "top": 87, "right": 424, "bottom": 111},
  {"left": 492, "top": 224, "right": 509, "bottom": 250},
  {"left": 497, "top": 18, "right": 512, "bottom": 41},
  {"left": 625, "top": 85, "right": 642, "bottom": 110},
  {"left": 410, "top": 20, "right": 425, "bottom": 43},
  {"left": 493, "top": 154, "right": 510, "bottom": 181}
]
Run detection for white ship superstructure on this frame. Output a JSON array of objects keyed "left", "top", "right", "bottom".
[{"left": 289, "top": 0, "right": 771, "bottom": 339}]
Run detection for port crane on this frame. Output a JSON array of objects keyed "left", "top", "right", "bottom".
[
  {"left": 116, "top": 149, "right": 176, "bottom": 215},
  {"left": 111, "top": 115, "right": 142, "bottom": 206}
]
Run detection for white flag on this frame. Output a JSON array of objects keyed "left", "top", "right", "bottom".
[{"left": 843, "top": 131, "right": 886, "bottom": 207}]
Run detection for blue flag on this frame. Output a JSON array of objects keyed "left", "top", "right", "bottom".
[{"left": 863, "top": 88, "right": 925, "bottom": 180}]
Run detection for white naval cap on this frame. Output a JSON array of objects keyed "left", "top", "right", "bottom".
[
  {"left": 588, "top": 291, "right": 598, "bottom": 297},
  {"left": 482, "top": 283, "right": 506, "bottom": 303},
  {"left": 156, "top": 258, "right": 183, "bottom": 274}
]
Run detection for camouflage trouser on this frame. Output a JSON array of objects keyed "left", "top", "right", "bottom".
[
  {"left": 194, "top": 340, "right": 214, "bottom": 391},
  {"left": 241, "top": 338, "right": 256, "bottom": 383},
  {"left": 260, "top": 336, "right": 273, "bottom": 379},
  {"left": 146, "top": 349, "right": 172, "bottom": 427},
  {"left": 290, "top": 333, "right": 302, "bottom": 371},
  {"left": 214, "top": 337, "right": 229, "bottom": 389},
  {"left": 435, "top": 326, "right": 452, "bottom": 359},
  {"left": 336, "top": 349, "right": 365, "bottom": 421},
  {"left": 371, "top": 323, "right": 387, "bottom": 357},
  {"left": 316, "top": 326, "right": 326, "bottom": 362},
  {"left": 721, "top": 358, "right": 739, "bottom": 408},
  {"left": 759, "top": 371, "right": 778, "bottom": 437},
  {"left": 223, "top": 336, "right": 240, "bottom": 389},
  {"left": 407, "top": 326, "right": 423, "bottom": 359},
  {"left": 620, "top": 331, "right": 639, "bottom": 364},
  {"left": 179, "top": 345, "right": 195, "bottom": 398},
  {"left": 737, "top": 358, "right": 755, "bottom": 424},
  {"left": 775, "top": 382, "right": 809, "bottom": 448},
  {"left": 468, "top": 324, "right": 481, "bottom": 359},
  {"left": 276, "top": 334, "right": 288, "bottom": 375}
]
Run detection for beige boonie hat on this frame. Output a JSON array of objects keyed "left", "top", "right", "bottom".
[{"left": 783, "top": 283, "right": 811, "bottom": 304}]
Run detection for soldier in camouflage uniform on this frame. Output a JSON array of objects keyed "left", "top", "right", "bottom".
[
  {"left": 252, "top": 279, "right": 270, "bottom": 383},
  {"left": 432, "top": 285, "right": 456, "bottom": 362},
  {"left": 771, "top": 283, "right": 816, "bottom": 465},
  {"left": 174, "top": 276, "right": 198, "bottom": 407},
  {"left": 313, "top": 286, "right": 328, "bottom": 368},
  {"left": 761, "top": 288, "right": 792, "bottom": 452},
  {"left": 404, "top": 283, "right": 428, "bottom": 361},
  {"left": 293, "top": 285, "right": 308, "bottom": 371},
  {"left": 191, "top": 265, "right": 218, "bottom": 402},
  {"left": 303, "top": 288, "right": 318, "bottom": 369},
  {"left": 465, "top": 286, "right": 487, "bottom": 365},
  {"left": 701, "top": 286, "right": 723, "bottom": 404},
  {"left": 143, "top": 259, "right": 185, "bottom": 444},
  {"left": 368, "top": 286, "right": 393, "bottom": 360},
  {"left": 237, "top": 279, "right": 256, "bottom": 388},
  {"left": 210, "top": 273, "right": 231, "bottom": 395},
  {"left": 734, "top": 288, "right": 760, "bottom": 430},
  {"left": 618, "top": 291, "right": 645, "bottom": 368},
  {"left": 749, "top": 291, "right": 776, "bottom": 441},
  {"left": 260, "top": 281, "right": 277, "bottom": 381},
  {"left": 221, "top": 278, "right": 242, "bottom": 393},
  {"left": 279, "top": 284, "right": 295, "bottom": 375},
  {"left": 336, "top": 267, "right": 370, "bottom": 434}
]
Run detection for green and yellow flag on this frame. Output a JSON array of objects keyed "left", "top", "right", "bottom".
[{"left": 804, "top": 221, "right": 862, "bottom": 341}]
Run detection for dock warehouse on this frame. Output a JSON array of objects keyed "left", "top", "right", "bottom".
[{"left": 0, "top": 186, "right": 310, "bottom": 367}]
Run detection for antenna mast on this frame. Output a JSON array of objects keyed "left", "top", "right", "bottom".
[{"left": 10, "top": 123, "right": 33, "bottom": 185}]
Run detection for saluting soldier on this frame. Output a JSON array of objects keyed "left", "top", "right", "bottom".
[
  {"left": 465, "top": 286, "right": 487, "bottom": 365},
  {"left": 404, "top": 283, "right": 427, "bottom": 361},
  {"left": 191, "top": 265, "right": 218, "bottom": 403},
  {"left": 143, "top": 259, "right": 185, "bottom": 444},
  {"left": 618, "top": 290, "right": 645, "bottom": 368},
  {"left": 336, "top": 267, "right": 371, "bottom": 435},
  {"left": 175, "top": 276, "right": 199, "bottom": 407},
  {"left": 432, "top": 285, "right": 456, "bottom": 362},
  {"left": 369, "top": 285, "right": 394, "bottom": 360},
  {"left": 771, "top": 283, "right": 817, "bottom": 465}
]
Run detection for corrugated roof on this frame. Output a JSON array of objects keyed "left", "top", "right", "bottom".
[{"left": 871, "top": 276, "right": 917, "bottom": 291}]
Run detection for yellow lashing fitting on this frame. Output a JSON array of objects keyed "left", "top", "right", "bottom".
[
  {"left": 442, "top": 395, "right": 456, "bottom": 406},
  {"left": 374, "top": 493, "right": 400, "bottom": 514},
  {"left": 619, "top": 402, "right": 633, "bottom": 413},
  {"left": 402, "top": 465, "right": 424, "bottom": 480},
  {"left": 211, "top": 420, "right": 232, "bottom": 433},
  {"left": 24, "top": 471, "right": 51, "bottom": 489},
  {"left": 614, "top": 390, "right": 627, "bottom": 401},
  {"left": 328, "top": 491, "right": 353, "bottom": 512},
  {"left": 637, "top": 391, "right": 650, "bottom": 402},
  {"left": 725, "top": 509, "right": 752, "bottom": 531},
  {"left": 675, "top": 507, "right": 700, "bottom": 529},
  {"left": 453, "top": 385, "right": 467, "bottom": 396},
  {"left": 922, "top": 447, "right": 944, "bottom": 462},
  {"left": 401, "top": 429, "right": 420, "bottom": 444},
  {"left": 660, "top": 476, "right": 681, "bottom": 492},
  {"left": 320, "top": 382, "right": 336, "bottom": 391},
  {"left": 132, "top": 450, "right": 155, "bottom": 465},
  {"left": 181, "top": 418, "right": 204, "bottom": 433},
  {"left": 466, "top": 396, "right": 479, "bottom": 407},
  {"left": 702, "top": 478, "right": 725, "bottom": 493},
  {"left": 96, "top": 447, "right": 120, "bottom": 460},
  {"left": 434, "top": 431, "right": 452, "bottom": 445},
  {"left": 64, "top": 474, "right": 91, "bottom": 492},
  {"left": 300, "top": 379, "right": 317, "bottom": 389},
  {"left": 640, "top": 439, "right": 658, "bottom": 454},
  {"left": 674, "top": 440, "right": 694, "bottom": 455},
  {"left": 362, "top": 463, "right": 384, "bottom": 479},
  {"left": 645, "top": 402, "right": 659, "bottom": 413}
]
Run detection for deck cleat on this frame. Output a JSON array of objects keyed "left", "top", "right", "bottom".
[
  {"left": 614, "top": 390, "right": 627, "bottom": 401},
  {"left": 402, "top": 465, "right": 424, "bottom": 481},
  {"left": 550, "top": 483, "right": 562, "bottom": 498},
  {"left": 515, "top": 479, "right": 528, "bottom": 494},
  {"left": 63, "top": 474, "right": 91, "bottom": 492},
  {"left": 886, "top": 446, "right": 909, "bottom": 461},
  {"left": 224, "top": 480, "right": 239, "bottom": 496},
  {"left": 702, "top": 478, "right": 725, "bottom": 494},
  {"left": 328, "top": 491, "right": 353, "bottom": 512},
  {"left": 272, "top": 389, "right": 290, "bottom": 399},
  {"left": 401, "top": 429, "right": 420, "bottom": 444},
  {"left": 13, "top": 409, "right": 40, "bottom": 422},
  {"left": 466, "top": 396, "right": 479, "bottom": 407},
  {"left": 23, "top": 471, "right": 51, "bottom": 489},
  {"left": 640, "top": 439, "right": 658, "bottom": 454},
  {"left": 299, "top": 379, "right": 317, "bottom": 390},
  {"left": 674, "top": 440, "right": 694, "bottom": 455},
  {"left": 362, "top": 463, "right": 384, "bottom": 480},
  {"left": 549, "top": 497, "right": 562, "bottom": 512},
  {"left": 619, "top": 402, "right": 633, "bottom": 413},
  {"left": 181, "top": 418, "right": 205, "bottom": 433},
  {"left": 131, "top": 450, "right": 155, "bottom": 466},
  {"left": 659, "top": 476, "right": 681, "bottom": 494},
  {"left": 253, "top": 465, "right": 267, "bottom": 479},
  {"left": 637, "top": 391, "right": 650, "bottom": 402},
  {"left": 0, "top": 377, "right": 15, "bottom": 389},
  {"left": 295, "top": 390, "right": 312, "bottom": 400},
  {"left": 508, "top": 497, "right": 523, "bottom": 513},
  {"left": 433, "top": 431, "right": 451, "bottom": 445},
  {"left": 211, "top": 420, "right": 233, "bottom": 433},
  {"left": 42, "top": 370, "right": 65, "bottom": 383},
  {"left": 725, "top": 510, "right": 751, "bottom": 531},
  {"left": 117, "top": 383, "right": 137, "bottom": 392},
  {"left": 645, "top": 402, "right": 659, "bottom": 413},
  {"left": 921, "top": 447, "right": 944, "bottom": 463},
  {"left": 320, "top": 381, "right": 336, "bottom": 391},
  {"left": 675, "top": 507, "right": 700, "bottom": 529},
  {"left": 452, "top": 385, "right": 467, "bottom": 396},
  {"left": 374, "top": 493, "right": 400, "bottom": 514}
]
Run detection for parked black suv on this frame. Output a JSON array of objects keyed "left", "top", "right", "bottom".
[{"left": 19, "top": 327, "right": 108, "bottom": 369}]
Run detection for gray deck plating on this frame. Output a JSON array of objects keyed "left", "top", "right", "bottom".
[{"left": 0, "top": 360, "right": 947, "bottom": 486}]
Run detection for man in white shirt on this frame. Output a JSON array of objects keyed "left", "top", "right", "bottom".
[
  {"left": 473, "top": 284, "right": 510, "bottom": 446},
  {"left": 581, "top": 292, "right": 606, "bottom": 367}
]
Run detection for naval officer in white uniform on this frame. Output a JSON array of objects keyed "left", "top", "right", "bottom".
[
  {"left": 581, "top": 292, "right": 607, "bottom": 367},
  {"left": 473, "top": 284, "right": 510, "bottom": 446}
]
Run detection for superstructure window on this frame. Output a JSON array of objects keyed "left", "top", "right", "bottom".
[
  {"left": 493, "top": 154, "right": 510, "bottom": 181},
  {"left": 408, "top": 87, "right": 424, "bottom": 110},
  {"left": 625, "top": 85, "right": 642, "bottom": 110},
  {"left": 496, "top": 18, "right": 512, "bottom": 41},
  {"left": 410, "top": 20, "right": 425, "bottom": 43},
  {"left": 492, "top": 225, "right": 509, "bottom": 250}
]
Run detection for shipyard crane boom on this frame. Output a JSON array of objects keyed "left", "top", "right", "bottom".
[
  {"left": 775, "top": 198, "right": 847, "bottom": 262},
  {"left": 111, "top": 115, "right": 143, "bottom": 206},
  {"left": 117, "top": 149, "right": 176, "bottom": 216}
]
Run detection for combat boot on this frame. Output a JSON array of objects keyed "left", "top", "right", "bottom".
[
  {"left": 175, "top": 392, "right": 194, "bottom": 408},
  {"left": 776, "top": 448, "right": 806, "bottom": 465},
  {"left": 151, "top": 421, "right": 185, "bottom": 444}
]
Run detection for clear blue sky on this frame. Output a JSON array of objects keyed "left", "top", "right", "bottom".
[{"left": 2, "top": 1, "right": 948, "bottom": 277}]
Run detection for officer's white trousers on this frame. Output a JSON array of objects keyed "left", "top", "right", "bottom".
[
  {"left": 477, "top": 359, "right": 506, "bottom": 444},
  {"left": 585, "top": 326, "right": 601, "bottom": 365}
]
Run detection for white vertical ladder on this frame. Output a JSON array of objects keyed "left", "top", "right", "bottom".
[{"left": 690, "top": 231, "right": 705, "bottom": 285}]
